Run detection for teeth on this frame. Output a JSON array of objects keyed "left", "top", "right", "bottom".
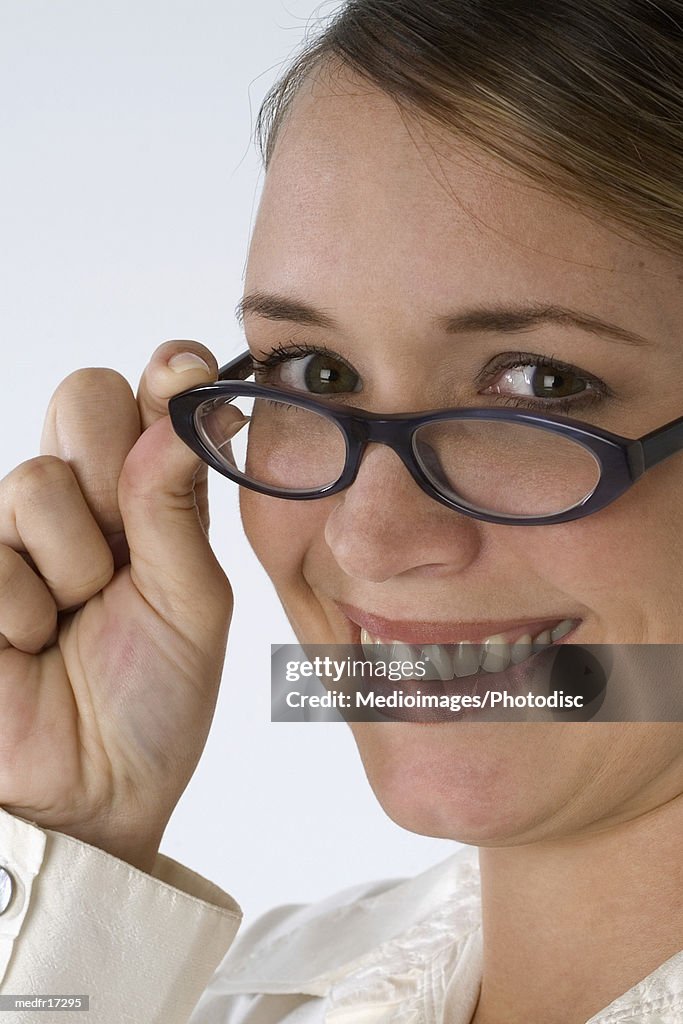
[
  {"left": 510, "top": 633, "right": 533, "bottom": 665},
  {"left": 452, "top": 641, "right": 480, "bottom": 678},
  {"left": 550, "top": 619, "right": 574, "bottom": 642},
  {"left": 532, "top": 629, "right": 552, "bottom": 652},
  {"left": 359, "top": 620, "right": 577, "bottom": 679},
  {"left": 389, "top": 641, "right": 420, "bottom": 677},
  {"left": 421, "top": 644, "right": 454, "bottom": 681},
  {"left": 480, "top": 634, "right": 511, "bottom": 673},
  {"left": 387, "top": 640, "right": 417, "bottom": 659},
  {"left": 360, "top": 628, "right": 391, "bottom": 660}
]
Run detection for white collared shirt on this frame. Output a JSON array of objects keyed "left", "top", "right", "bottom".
[
  {"left": 194, "top": 843, "right": 683, "bottom": 1023},
  {"left": 0, "top": 808, "right": 680, "bottom": 1023}
]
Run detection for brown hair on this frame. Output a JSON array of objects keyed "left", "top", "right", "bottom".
[{"left": 255, "top": 1, "right": 683, "bottom": 256}]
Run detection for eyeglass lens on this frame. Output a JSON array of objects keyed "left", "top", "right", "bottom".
[
  {"left": 195, "top": 395, "right": 347, "bottom": 492},
  {"left": 194, "top": 394, "right": 602, "bottom": 517}
]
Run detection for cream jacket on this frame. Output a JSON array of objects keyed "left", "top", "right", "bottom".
[{"left": 0, "top": 807, "right": 681, "bottom": 1023}]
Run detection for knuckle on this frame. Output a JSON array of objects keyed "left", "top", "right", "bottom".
[
  {"left": 54, "top": 366, "right": 132, "bottom": 399},
  {"left": 46, "top": 368, "right": 137, "bottom": 435},
  {"left": 8, "top": 455, "right": 77, "bottom": 510}
]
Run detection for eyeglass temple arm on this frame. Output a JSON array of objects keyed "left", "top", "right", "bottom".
[
  {"left": 639, "top": 415, "right": 683, "bottom": 472},
  {"left": 217, "top": 351, "right": 254, "bottom": 381}
]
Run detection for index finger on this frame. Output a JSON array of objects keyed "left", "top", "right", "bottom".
[{"left": 40, "top": 368, "right": 140, "bottom": 538}]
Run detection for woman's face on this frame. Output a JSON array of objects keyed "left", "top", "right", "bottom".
[{"left": 240, "top": 70, "right": 683, "bottom": 845}]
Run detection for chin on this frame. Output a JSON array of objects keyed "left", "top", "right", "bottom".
[{"left": 350, "top": 720, "right": 561, "bottom": 845}]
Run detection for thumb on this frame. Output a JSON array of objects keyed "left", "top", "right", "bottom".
[
  {"left": 118, "top": 385, "right": 233, "bottom": 652},
  {"left": 137, "top": 341, "right": 218, "bottom": 431},
  {"left": 136, "top": 341, "right": 219, "bottom": 534}
]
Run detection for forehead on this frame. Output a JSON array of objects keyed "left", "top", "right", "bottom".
[{"left": 246, "top": 70, "right": 679, "bottom": 337}]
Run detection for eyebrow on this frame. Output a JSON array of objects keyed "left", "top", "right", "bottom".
[
  {"left": 236, "top": 292, "right": 337, "bottom": 330},
  {"left": 235, "top": 291, "right": 651, "bottom": 348}
]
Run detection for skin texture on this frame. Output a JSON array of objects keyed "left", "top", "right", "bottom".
[{"left": 239, "top": 70, "right": 683, "bottom": 1023}]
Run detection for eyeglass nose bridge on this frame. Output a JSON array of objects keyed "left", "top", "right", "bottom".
[{"left": 343, "top": 415, "right": 436, "bottom": 495}]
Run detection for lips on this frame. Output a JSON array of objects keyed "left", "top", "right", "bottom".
[{"left": 337, "top": 601, "right": 582, "bottom": 647}]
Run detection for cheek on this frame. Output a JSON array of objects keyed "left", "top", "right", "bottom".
[
  {"left": 529, "top": 468, "right": 683, "bottom": 642},
  {"left": 240, "top": 490, "right": 298, "bottom": 582},
  {"left": 240, "top": 491, "right": 346, "bottom": 645},
  {"left": 239, "top": 489, "right": 327, "bottom": 587}
]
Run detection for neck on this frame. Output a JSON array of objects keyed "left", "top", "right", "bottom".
[{"left": 471, "top": 793, "right": 683, "bottom": 1024}]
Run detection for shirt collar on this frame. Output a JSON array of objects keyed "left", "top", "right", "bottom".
[
  {"left": 208, "top": 843, "right": 683, "bottom": 1023},
  {"left": 215, "top": 843, "right": 481, "bottom": 996}
]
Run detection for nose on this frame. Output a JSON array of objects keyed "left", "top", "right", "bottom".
[{"left": 323, "top": 443, "right": 481, "bottom": 582}]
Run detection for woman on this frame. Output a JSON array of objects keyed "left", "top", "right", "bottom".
[{"left": 0, "top": 1, "right": 680, "bottom": 1022}]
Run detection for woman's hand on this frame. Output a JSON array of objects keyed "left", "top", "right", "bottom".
[{"left": 0, "top": 341, "right": 233, "bottom": 872}]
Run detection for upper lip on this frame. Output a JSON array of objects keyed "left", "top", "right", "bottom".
[{"left": 338, "top": 602, "right": 580, "bottom": 645}]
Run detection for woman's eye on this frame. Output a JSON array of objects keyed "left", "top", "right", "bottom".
[
  {"left": 255, "top": 347, "right": 361, "bottom": 395},
  {"left": 480, "top": 359, "right": 598, "bottom": 403}
]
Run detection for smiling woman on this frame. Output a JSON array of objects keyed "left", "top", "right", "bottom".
[{"left": 0, "top": 2, "right": 682, "bottom": 1024}]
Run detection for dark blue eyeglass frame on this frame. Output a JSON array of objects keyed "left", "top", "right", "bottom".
[{"left": 168, "top": 349, "right": 683, "bottom": 526}]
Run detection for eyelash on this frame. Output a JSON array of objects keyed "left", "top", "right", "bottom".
[{"left": 251, "top": 341, "right": 611, "bottom": 413}]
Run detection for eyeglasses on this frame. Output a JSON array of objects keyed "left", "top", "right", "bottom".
[{"left": 168, "top": 349, "right": 683, "bottom": 526}]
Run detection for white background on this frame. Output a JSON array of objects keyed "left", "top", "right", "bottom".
[{"left": 0, "top": 0, "right": 458, "bottom": 920}]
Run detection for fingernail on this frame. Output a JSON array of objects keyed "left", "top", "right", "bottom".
[{"left": 168, "top": 351, "right": 211, "bottom": 374}]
